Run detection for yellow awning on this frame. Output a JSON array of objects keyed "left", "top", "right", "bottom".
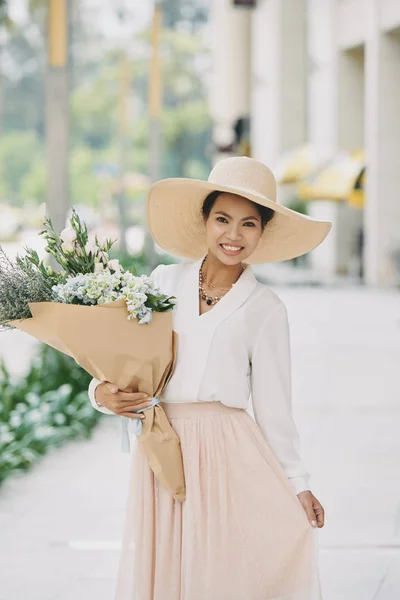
[
  {"left": 275, "top": 144, "right": 321, "bottom": 184},
  {"left": 297, "top": 149, "right": 365, "bottom": 208}
]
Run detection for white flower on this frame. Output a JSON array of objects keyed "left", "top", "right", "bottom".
[
  {"left": 61, "top": 241, "right": 75, "bottom": 253},
  {"left": 108, "top": 258, "right": 122, "bottom": 272},
  {"left": 98, "top": 250, "right": 109, "bottom": 263},
  {"left": 85, "top": 241, "right": 97, "bottom": 255},
  {"left": 137, "top": 309, "right": 152, "bottom": 324},
  {"left": 52, "top": 266, "right": 176, "bottom": 323},
  {"left": 60, "top": 227, "right": 77, "bottom": 244}
]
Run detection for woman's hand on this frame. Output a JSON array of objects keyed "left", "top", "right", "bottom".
[
  {"left": 297, "top": 490, "right": 325, "bottom": 528},
  {"left": 95, "top": 382, "right": 153, "bottom": 419}
]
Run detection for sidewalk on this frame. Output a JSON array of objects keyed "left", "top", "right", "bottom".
[
  {"left": 1, "top": 284, "right": 400, "bottom": 599},
  {"left": 0, "top": 417, "right": 129, "bottom": 600}
]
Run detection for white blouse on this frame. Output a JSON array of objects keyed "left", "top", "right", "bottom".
[{"left": 88, "top": 254, "right": 312, "bottom": 495}]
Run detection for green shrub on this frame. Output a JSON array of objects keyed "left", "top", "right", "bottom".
[{"left": 0, "top": 344, "right": 100, "bottom": 484}]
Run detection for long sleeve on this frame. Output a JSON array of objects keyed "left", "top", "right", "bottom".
[
  {"left": 88, "top": 377, "right": 114, "bottom": 414},
  {"left": 87, "top": 262, "right": 166, "bottom": 414},
  {"left": 250, "top": 301, "right": 311, "bottom": 495}
]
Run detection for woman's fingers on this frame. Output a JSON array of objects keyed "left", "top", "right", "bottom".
[
  {"left": 96, "top": 384, "right": 153, "bottom": 414},
  {"left": 103, "top": 384, "right": 150, "bottom": 404},
  {"left": 313, "top": 498, "right": 325, "bottom": 527},
  {"left": 118, "top": 392, "right": 150, "bottom": 403},
  {"left": 127, "top": 400, "right": 153, "bottom": 410},
  {"left": 120, "top": 411, "right": 146, "bottom": 419},
  {"left": 297, "top": 491, "right": 319, "bottom": 527}
]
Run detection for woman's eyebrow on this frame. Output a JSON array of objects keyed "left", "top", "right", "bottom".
[{"left": 214, "top": 211, "right": 260, "bottom": 221}]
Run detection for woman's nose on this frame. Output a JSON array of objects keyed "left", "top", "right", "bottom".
[{"left": 226, "top": 224, "right": 242, "bottom": 240}]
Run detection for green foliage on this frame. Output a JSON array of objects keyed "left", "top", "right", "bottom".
[
  {"left": 70, "top": 147, "right": 103, "bottom": 206},
  {"left": 70, "top": 73, "right": 118, "bottom": 150},
  {"left": 0, "top": 344, "right": 99, "bottom": 485},
  {"left": 285, "top": 196, "right": 309, "bottom": 216},
  {"left": 0, "top": 0, "right": 14, "bottom": 29},
  {"left": 2, "top": 1, "right": 212, "bottom": 209},
  {"left": 0, "top": 131, "right": 45, "bottom": 205},
  {"left": 20, "top": 160, "right": 46, "bottom": 205}
]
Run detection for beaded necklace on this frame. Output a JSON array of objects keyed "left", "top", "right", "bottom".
[{"left": 198, "top": 255, "right": 244, "bottom": 306}]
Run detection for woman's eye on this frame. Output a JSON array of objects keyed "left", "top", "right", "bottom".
[{"left": 216, "top": 217, "right": 255, "bottom": 226}]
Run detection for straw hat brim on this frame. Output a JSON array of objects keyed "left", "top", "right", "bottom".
[{"left": 146, "top": 178, "right": 332, "bottom": 264}]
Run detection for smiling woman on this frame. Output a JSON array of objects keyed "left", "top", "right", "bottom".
[{"left": 89, "top": 156, "right": 330, "bottom": 600}]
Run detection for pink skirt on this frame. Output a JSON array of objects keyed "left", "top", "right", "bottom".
[{"left": 114, "top": 401, "right": 322, "bottom": 600}]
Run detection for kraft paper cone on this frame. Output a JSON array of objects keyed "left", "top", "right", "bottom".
[{"left": 9, "top": 300, "right": 186, "bottom": 501}]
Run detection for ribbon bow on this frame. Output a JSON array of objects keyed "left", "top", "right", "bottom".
[{"left": 120, "top": 396, "right": 160, "bottom": 453}]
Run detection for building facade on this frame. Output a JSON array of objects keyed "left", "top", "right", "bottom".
[{"left": 210, "top": 0, "right": 400, "bottom": 286}]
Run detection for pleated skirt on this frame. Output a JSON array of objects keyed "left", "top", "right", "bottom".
[{"left": 114, "top": 401, "right": 323, "bottom": 600}]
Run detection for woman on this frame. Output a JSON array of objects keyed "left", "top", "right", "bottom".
[{"left": 88, "top": 156, "right": 331, "bottom": 600}]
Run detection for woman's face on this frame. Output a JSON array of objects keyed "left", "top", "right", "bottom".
[{"left": 204, "top": 192, "right": 263, "bottom": 265}]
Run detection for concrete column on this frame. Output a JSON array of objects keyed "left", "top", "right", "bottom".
[
  {"left": 306, "top": 0, "right": 365, "bottom": 280},
  {"left": 209, "top": 0, "right": 251, "bottom": 161},
  {"left": 336, "top": 46, "right": 365, "bottom": 277},
  {"left": 305, "top": 0, "right": 338, "bottom": 278},
  {"left": 251, "top": 0, "right": 307, "bottom": 167},
  {"left": 337, "top": 47, "right": 364, "bottom": 151},
  {"left": 364, "top": 1, "right": 400, "bottom": 286}
]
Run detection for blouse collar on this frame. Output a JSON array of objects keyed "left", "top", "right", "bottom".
[{"left": 176, "top": 253, "right": 258, "bottom": 326}]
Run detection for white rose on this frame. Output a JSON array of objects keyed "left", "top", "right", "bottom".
[
  {"left": 85, "top": 241, "right": 97, "bottom": 255},
  {"left": 108, "top": 259, "right": 122, "bottom": 272},
  {"left": 60, "top": 227, "right": 77, "bottom": 244},
  {"left": 94, "top": 262, "right": 104, "bottom": 273},
  {"left": 61, "top": 241, "right": 75, "bottom": 254}
]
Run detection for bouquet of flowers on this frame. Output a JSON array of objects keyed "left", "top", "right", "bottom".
[{"left": 0, "top": 209, "right": 186, "bottom": 501}]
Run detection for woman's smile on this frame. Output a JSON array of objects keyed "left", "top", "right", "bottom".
[{"left": 219, "top": 243, "right": 244, "bottom": 256}]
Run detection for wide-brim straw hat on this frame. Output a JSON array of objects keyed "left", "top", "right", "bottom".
[{"left": 146, "top": 156, "right": 332, "bottom": 264}]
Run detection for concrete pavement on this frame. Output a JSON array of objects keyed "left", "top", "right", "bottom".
[{"left": 0, "top": 283, "right": 399, "bottom": 599}]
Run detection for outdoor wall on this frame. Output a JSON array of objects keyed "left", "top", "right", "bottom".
[
  {"left": 210, "top": 0, "right": 251, "bottom": 159},
  {"left": 338, "top": 0, "right": 400, "bottom": 284},
  {"left": 305, "top": 0, "right": 339, "bottom": 278},
  {"left": 251, "top": 0, "right": 307, "bottom": 167},
  {"left": 364, "top": 20, "right": 400, "bottom": 284}
]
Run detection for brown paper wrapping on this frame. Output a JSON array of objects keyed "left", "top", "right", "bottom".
[{"left": 9, "top": 299, "right": 186, "bottom": 501}]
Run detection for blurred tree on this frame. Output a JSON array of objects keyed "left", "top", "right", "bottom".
[
  {"left": 1, "top": 0, "right": 211, "bottom": 211},
  {"left": 20, "top": 158, "right": 46, "bottom": 205},
  {"left": 1, "top": 27, "right": 46, "bottom": 135},
  {"left": 69, "top": 146, "right": 102, "bottom": 207},
  {"left": 0, "top": 0, "right": 15, "bottom": 138},
  {"left": 0, "top": 0, "right": 13, "bottom": 28},
  {"left": 70, "top": 74, "right": 116, "bottom": 149},
  {"left": 0, "top": 131, "right": 44, "bottom": 205},
  {"left": 162, "top": 0, "right": 208, "bottom": 31}
]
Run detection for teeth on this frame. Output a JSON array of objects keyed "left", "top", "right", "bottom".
[{"left": 221, "top": 244, "right": 242, "bottom": 251}]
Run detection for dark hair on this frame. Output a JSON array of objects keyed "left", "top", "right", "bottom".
[{"left": 201, "top": 190, "right": 275, "bottom": 231}]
